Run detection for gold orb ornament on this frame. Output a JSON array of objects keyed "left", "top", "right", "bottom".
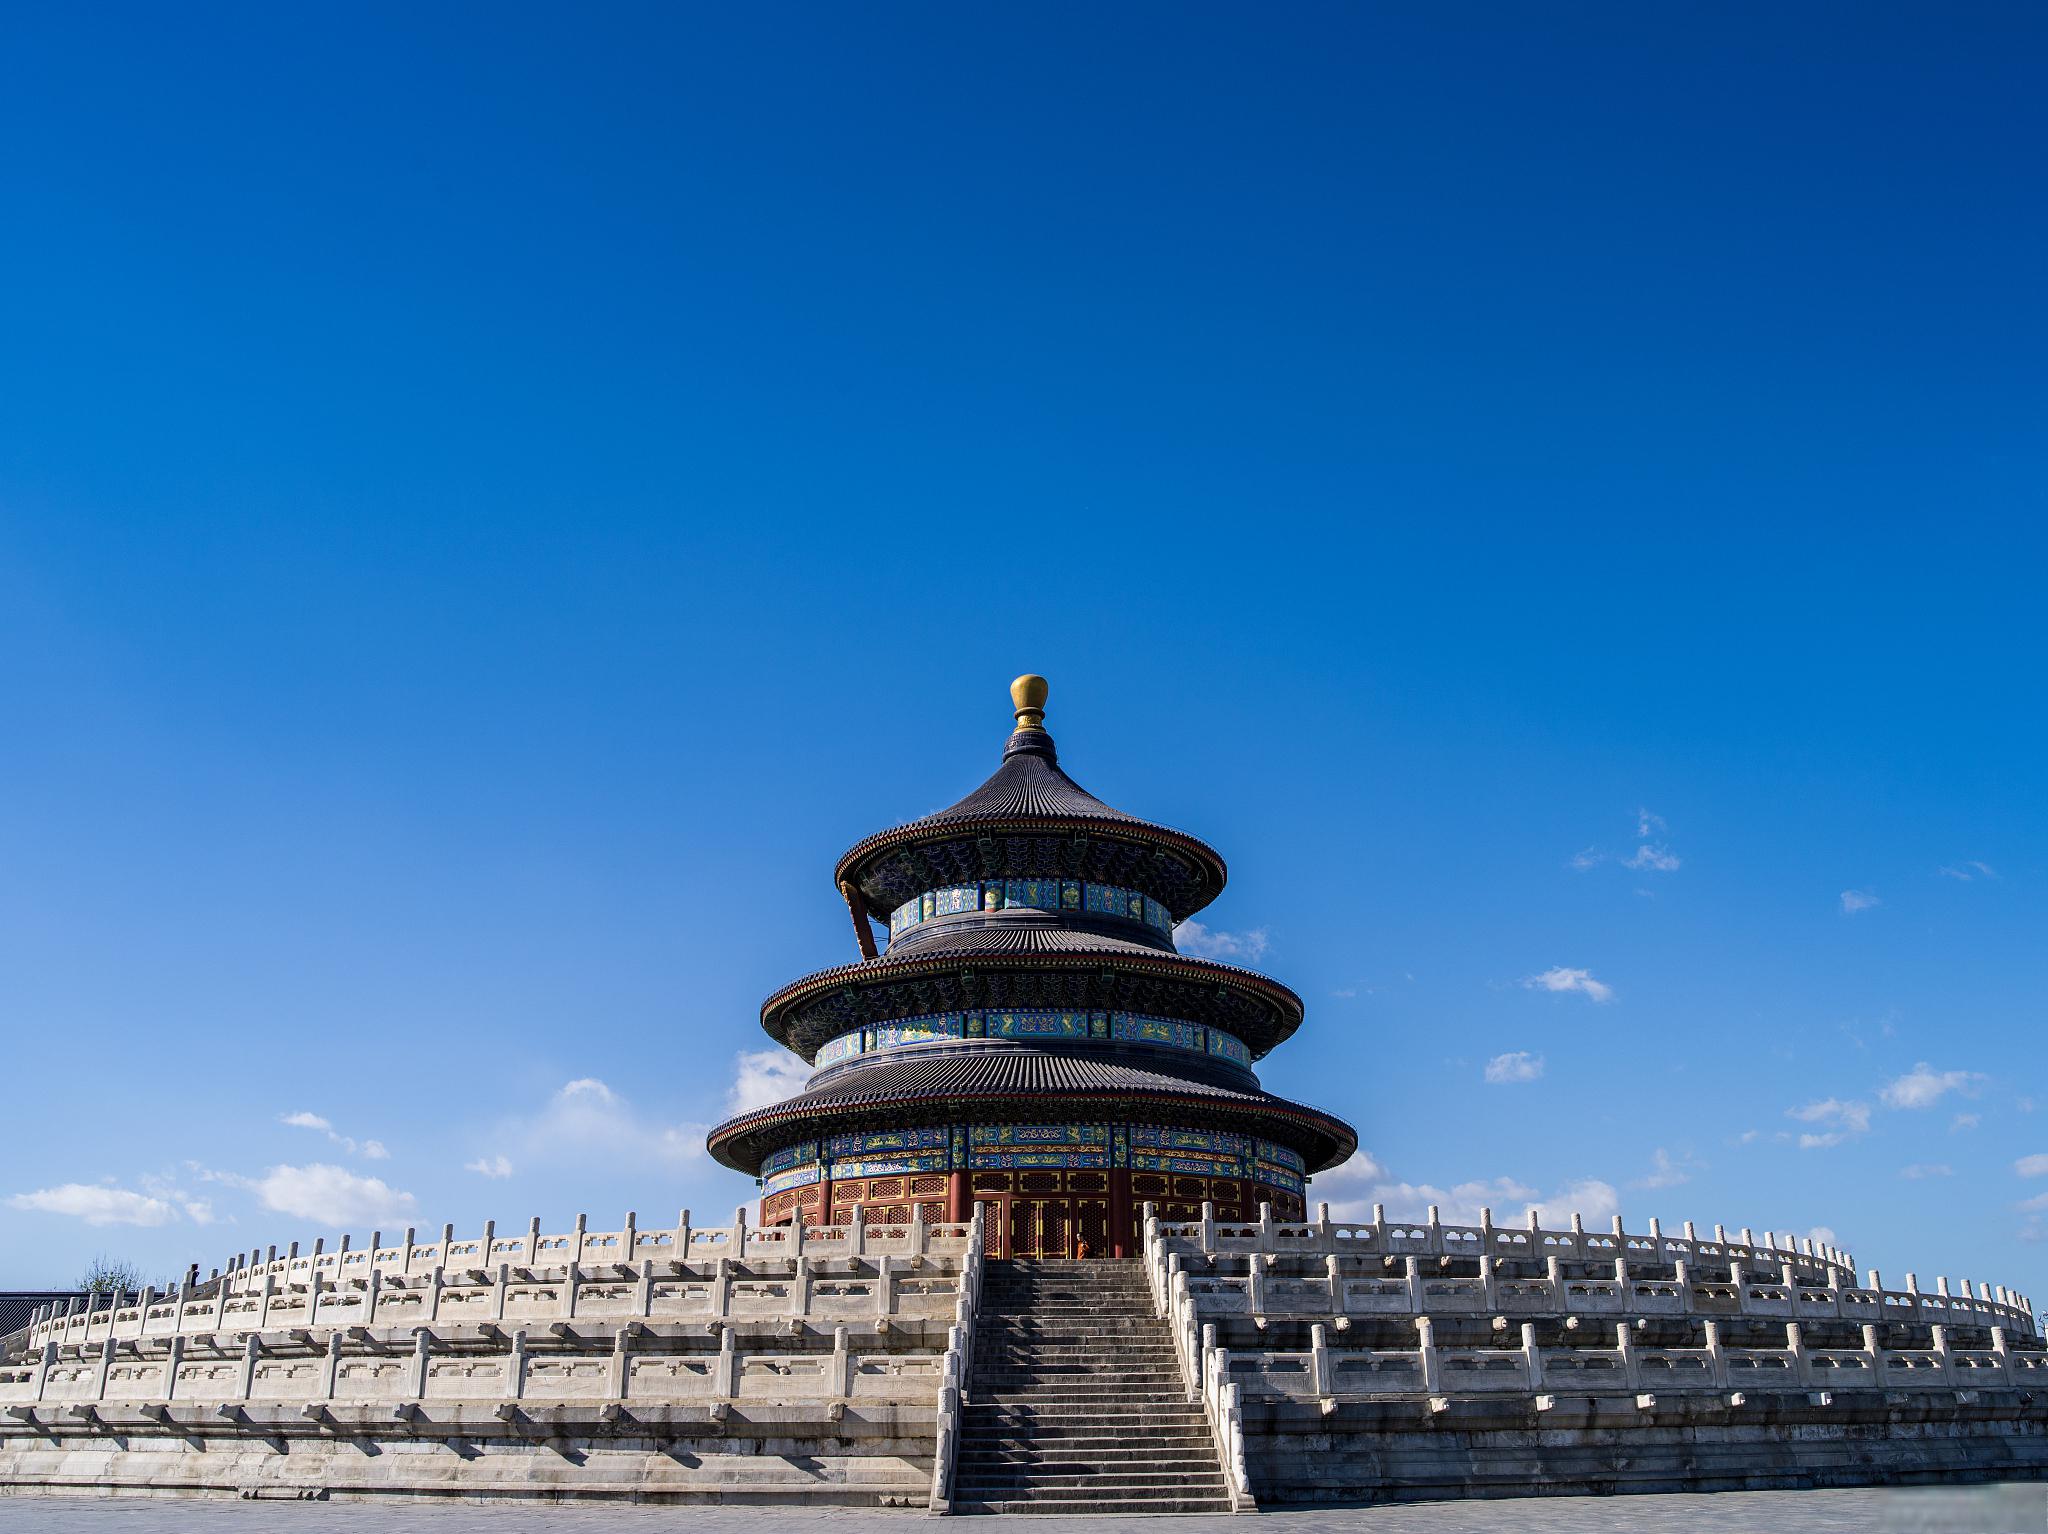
[{"left": 1010, "top": 674, "right": 1049, "bottom": 732}]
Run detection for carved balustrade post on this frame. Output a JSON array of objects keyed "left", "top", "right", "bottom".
[{"left": 1415, "top": 1316, "right": 1441, "bottom": 1393}]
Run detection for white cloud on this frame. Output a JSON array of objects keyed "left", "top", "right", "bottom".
[
  {"left": 1175, "top": 922, "right": 1270, "bottom": 963},
  {"left": 1787, "top": 1098, "right": 1871, "bottom": 1149},
  {"left": 280, "top": 1110, "right": 390, "bottom": 1161},
  {"left": 1310, "top": 1152, "right": 1618, "bottom": 1231},
  {"left": 494, "top": 1077, "right": 710, "bottom": 1170},
  {"left": 1521, "top": 966, "right": 1615, "bottom": 1003},
  {"left": 1483, "top": 1051, "right": 1544, "bottom": 1084},
  {"left": 726, "top": 1050, "right": 811, "bottom": 1116},
  {"left": 1879, "top": 1063, "right": 1985, "bottom": 1110},
  {"left": 1806, "top": 1225, "right": 1839, "bottom": 1249},
  {"left": 1632, "top": 1147, "right": 1696, "bottom": 1190},
  {"left": 251, "top": 1164, "right": 417, "bottom": 1229},
  {"left": 1950, "top": 1113, "right": 1981, "bottom": 1133},
  {"left": 2017, "top": 1191, "right": 2048, "bottom": 1214},
  {"left": 2016, "top": 1154, "right": 2048, "bottom": 1178},
  {"left": 1568, "top": 847, "right": 1606, "bottom": 871},
  {"left": 1899, "top": 1163, "right": 1954, "bottom": 1180},
  {"left": 1840, "top": 889, "right": 1881, "bottom": 914},
  {"left": 1624, "top": 844, "right": 1681, "bottom": 872},
  {"left": 8, "top": 1183, "right": 177, "bottom": 1227},
  {"left": 1636, "top": 809, "right": 1667, "bottom": 838},
  {"left": 1938, "top": 861, "right": 1998, "bottom": 881},
  {"left": 1330, "top": 987, "right": 1358, "bottom": 999},
  {"left": 464, "top": 1155, "right": 514, "bottom": 1179}
]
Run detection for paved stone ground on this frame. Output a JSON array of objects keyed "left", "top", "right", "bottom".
[{"left": 0, "top": 1485, "right": 2042, "bottom": 1533}]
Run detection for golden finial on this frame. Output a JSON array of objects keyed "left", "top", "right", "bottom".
[{"left": 1010, "top": 674, "right": 1049, "bottom": 733}]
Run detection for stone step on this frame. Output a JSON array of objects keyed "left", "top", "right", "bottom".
[
  {"left": 954, "top": 1474, "right": 1229, "bottom": 1494},
  {"left": 970, "top": 1368, "right": 1183, "bottom": 1382},
  {"left": 952, "top": 1495, "right": 1235, "bottom": 1514},
  {"left": 954, "top": 1458, "right": 1220, "bottom": 1466},
  {"left": 962, "top": 1403, "right": 1206, "bottom": 1418},
  {"left": 960, "top": 1438, "right": 1216, "bottom": 1455},
  {"left": 970, "top": 1343, "right": 1179, "bottom": 1351},
  {"left": 970, "top": 1384, "right": 1196, "bottom": 1392}
]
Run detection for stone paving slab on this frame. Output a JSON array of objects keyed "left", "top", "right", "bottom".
[{"left": 0, "top": 1485, "right": 2043, "bottom": 1534}]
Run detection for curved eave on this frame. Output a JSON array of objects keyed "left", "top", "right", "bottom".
[
  {"left": 758, "top": 946, "right": 1307, "bottom": 1058},
  {"left": 833, "top": 813, "right": 1230, "bottom": 922},
  {"left": 708, "top": 1086, "right": 1356, "bottom": 1179}
]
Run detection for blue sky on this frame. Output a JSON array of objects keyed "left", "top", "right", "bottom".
[{"left": 2, "top": 4, "right": 2044, "bottom": 1304}]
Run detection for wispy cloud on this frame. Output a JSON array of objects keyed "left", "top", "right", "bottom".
[
  {"left": 1574, "top": 811, "right": 1680, "bottom": 875},
  {"left": 1899, "top": 1163, "right": 1954, "bottom": 1180},
  {"left": 1787, "top": 1097, "right": 1872, "bottom": 1149},
  {"left": 244, "top": 1164, "right": 418, "bottom": 1229},
  {"left": 1938, "top": 861, "right": 1998, "bottom": 882},
  {"left": 1175, "top": 922, "right": 1270, "bottom": 963},
  {"left": 2016, "top": 1154, "right": 2048, "bottom": 1178},
  {"left": 1840, "top": 889, "right": 1881, "bottom": 914},
  {"left": 1950, "top": 1113, "right": 1981, "bottom": 1133},
  {"left": 8, "top": 1182, "right": 179, "bottom": 1227},
  {"left": 1879, "top": 1063, "right": 1985, "bottom": 1110},
  {"left": 1312, "top": 1153, "right": 1620, "bottom": 1230},
  {"left": 726, "top": 1050, "right": 811, "bottom": 1115},
  {"left": 1483, "top": 1051, "right": 1544, "bottom": 1084},
  {"left": 1521, "top": 966, "right": 1615, "bottom": 1003},
  {"left": 280, "top": 1110, "right": 388, "bottom": 1160},
  {"left": 464, "top": 1155, "right": 514, "bottom": 1179},
  {"left": 1631, "top": 1147, "right": 1698, "bottom": 1190},
  {"left": 478, "top": 1077, "right": 710, "bottom": 1176}
]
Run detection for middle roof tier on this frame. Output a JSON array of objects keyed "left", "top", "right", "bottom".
[{"left": 760, "top": 908, "right": 1305, "bottom": 1062}]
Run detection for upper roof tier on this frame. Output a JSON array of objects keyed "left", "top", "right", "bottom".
[{"left": 835, "top": 676, "right": 1229, "bottom": 926}]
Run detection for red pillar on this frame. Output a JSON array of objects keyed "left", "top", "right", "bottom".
[
  {"left": 1110, "top": 1168, "right": 1132, "bottom": 1259},
  {"left": 946, "top": 1169, "right": 969, "bottom": 1225}
]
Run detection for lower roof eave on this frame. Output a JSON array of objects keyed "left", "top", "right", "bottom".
[{"left": 706, "top": 1089, "right": 1356, "bottom": 1179}]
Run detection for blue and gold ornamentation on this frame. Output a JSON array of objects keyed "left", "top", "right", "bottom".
[
  {"left": 759, "top": 1122, "right": 1305, "bottom": 1191},
  {"left": 890, "top": 881, "right": 1177, "bottom": 940},
  {"left": 969, "top": 1122, "right": 1112, "bottom": 1170},
  {"left": 1207, "top": 1029, "right": 1253, "bottom": 1066},
  {"left": 872, "top": 1014, "right": 964, "bottom": 1050},
  {"left": 810, "top": 1010, "right": 1251, "bottom": 1068},
  {"left": 983, "top": 1010, "right": 1093, "bottom": 1041}
]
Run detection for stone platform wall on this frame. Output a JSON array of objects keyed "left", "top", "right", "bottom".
[
  {"left": 1144, "top": 1202, "right": 2047, "bottom": 1508},
  {"left": 0, "top": 1208, "right": 984, "bottom": 1506}
]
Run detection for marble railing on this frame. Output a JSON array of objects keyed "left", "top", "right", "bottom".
[
  {"left": 927, "top": 1214, "right": 986, "bottom": 1514},
  {"left": 1146, "top": 1202, "right": 2035, "bottom": 1335},
  {"left": 1155, "top": 1202, "right": 1865, "bottom": 1285},
  {"left": 23, "top": 1206, "right": 976, "bottom": 1353},
  {"left": 0, "top": 1325, "right": 946, "bottom": 1414},
  {"left": 1211, "top": 1317, "right": 2048, "bottom": 1400},
  {"left": 1173, "top": 1258, "right": 2038, "bottom": 1334},
  {"left": 6, "top": 1210, "right": 992, "bottom": 1422},
  {"left": 1145, "top": 1201, "right": 2044, "bottom": 1418},
  {"left": 27, "top": 1253, "right": 968, "bottom": 1355}
]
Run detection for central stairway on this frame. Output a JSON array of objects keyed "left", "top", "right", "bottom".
[{"left": 953, "top": 1258, "right": 1234, "bottom": 1515}]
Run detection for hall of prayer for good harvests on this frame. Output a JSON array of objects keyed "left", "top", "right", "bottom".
[{"left": 706, "top": 675, "right": 1357, "bottom": 1259}]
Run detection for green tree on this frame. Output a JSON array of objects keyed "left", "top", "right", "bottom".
[{"left": 77, "top": 1255, "right": 147, "bottom": 1295}]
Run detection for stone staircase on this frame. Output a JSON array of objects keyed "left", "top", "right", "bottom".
[{"left": 953, "top": 1258, "right": 1234, "bottom": 1515}]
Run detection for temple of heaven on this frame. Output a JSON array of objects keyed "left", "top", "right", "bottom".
[{"left": 708, "top": 675, "right": 1357, "bottom": 1259}]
